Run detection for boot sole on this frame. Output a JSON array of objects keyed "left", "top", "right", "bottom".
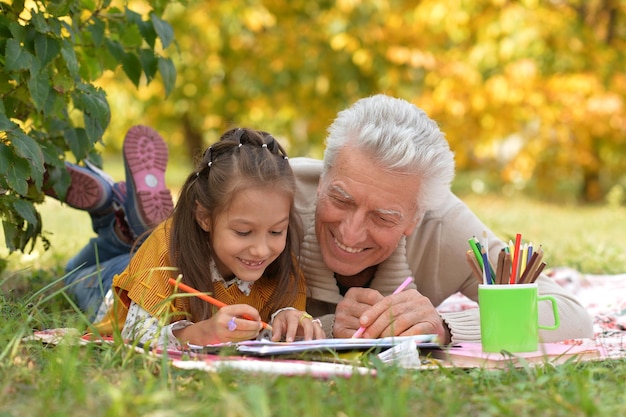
[{"left": 123, "top": 125, "right": 174, "bottom": 235}]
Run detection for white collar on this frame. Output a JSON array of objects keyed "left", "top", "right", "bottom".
[{"left": 209, "top": 258, "right": 254, "bottom": 296}]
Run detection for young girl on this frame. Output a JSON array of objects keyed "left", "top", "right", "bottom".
[{"left": 96, "top": 128, "right": 324, "bottom": 348}]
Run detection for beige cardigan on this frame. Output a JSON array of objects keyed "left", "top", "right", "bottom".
[{"left": 291, "top": 157, "right": 594, "bottom": 343}]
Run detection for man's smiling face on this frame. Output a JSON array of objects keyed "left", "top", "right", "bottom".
[{"left": 315, "top": 145, "right": 421, "bottom": 277}]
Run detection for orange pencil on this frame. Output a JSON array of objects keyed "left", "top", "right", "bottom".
[{"left": 168, "top": 277, "right": 273, "bottom": 330}]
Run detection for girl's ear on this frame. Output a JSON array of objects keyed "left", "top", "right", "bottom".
[{"left": 195, "top": 201, "right": 211, "bottom": 232}]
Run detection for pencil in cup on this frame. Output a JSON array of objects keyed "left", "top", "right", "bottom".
[
  {"left": 466, "top": 243, "right": 546, "bottom": 285},
  {"left": 518, "top": 245, "right": 545, "bottom": 284},
  {"left": 168, "top": 277, "right": 273, "bottom": 330}
]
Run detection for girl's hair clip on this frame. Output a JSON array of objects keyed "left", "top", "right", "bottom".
[
  {"left": 262, "top": 143, "right": 268, "bottom": 148},
  {"left": 238, "top": 143, "right": 243, "bottom": 147}
]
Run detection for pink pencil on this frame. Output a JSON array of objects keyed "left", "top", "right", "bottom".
[
  {"left": 509, "top": 233, "right": 522, "bottom": 284},
  {"left": 351, "top": 276, "right": 414, "bottom": 339}
]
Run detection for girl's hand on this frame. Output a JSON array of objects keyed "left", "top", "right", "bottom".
[
  {"left": 270, "top": 309, "right": 326, "bottom": 342},
  {"left": 174, "top": 304, "right": 263, "bottom": 345}
]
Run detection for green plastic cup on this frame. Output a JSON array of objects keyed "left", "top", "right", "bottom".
[{"left": 479, "top": 283, "right": 560, "bottom": 353}]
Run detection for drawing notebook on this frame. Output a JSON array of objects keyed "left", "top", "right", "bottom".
[
  {"left": 425, "top": 340, "right": 604, "bottom": 369},
  {"left": 190, "top": 334, "right": 439, "bottom": 356}
]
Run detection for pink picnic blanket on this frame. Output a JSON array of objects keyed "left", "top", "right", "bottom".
[{"left": 437, "top": 267, "right": 626, "bottom": 359}]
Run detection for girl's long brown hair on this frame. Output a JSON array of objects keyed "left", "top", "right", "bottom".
[{"left": 170, "top": 128, "right": 302, "bottom": 321}]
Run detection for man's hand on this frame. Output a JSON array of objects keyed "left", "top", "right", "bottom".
[{"left": 333, "top": 287, "right": 449, "bottom": 343}]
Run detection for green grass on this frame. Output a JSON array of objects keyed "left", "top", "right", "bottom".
[{"left": 2, "top": 192, "right": 626, "bottom": 417}]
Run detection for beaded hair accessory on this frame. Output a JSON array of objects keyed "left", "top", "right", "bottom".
[
  {"left": 195, "top": 146, "right": 213, "bottom": 177},
  {"left": 194, "top": 128, "right": 289, "bottom": 178}
]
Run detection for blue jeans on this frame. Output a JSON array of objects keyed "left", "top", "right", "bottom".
[{"left": 63, "top": 211, "right": 133, "bottom": 320}]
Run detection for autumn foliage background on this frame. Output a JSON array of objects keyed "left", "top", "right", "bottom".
[
  {"left": 2, "top": 0, "right": 626, "bottom": 258},
  {"left": 104, "top": 0, "right": 625, "bottom": 204}
]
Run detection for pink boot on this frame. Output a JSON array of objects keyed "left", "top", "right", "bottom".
[{"left": 122, "top": 125, "right": 174, "bottom": 238}]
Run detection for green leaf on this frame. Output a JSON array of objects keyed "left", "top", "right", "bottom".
[
  {"left": 5, "top": 38, "right": 33, "bottom": 71},
  {"left": 40, "top": 142, "right": 64, "bottom": 167},
  {"left": 125, "top": 8, "right": 142, "bottom": 24},
  {"left": 43, "top": 159, "right": 71, "bottom": 201},
  {"left": 30, "top": 10, "right": 51, "bottom": 33},
  {"left": 1, "top": 196, "right": 42, "bottom": 253},
  {"left": 151, "top": 13, "right": 174, "bottom": 49},
  {"left": 118, "top": 10, "right": 143, "bottom": 48},
  {"left": 45, "top": 1, "right": 71, "bottom": 17},
  {"left": 2, "top": 220, "right": 19, "bottom": 252},
  {"left": 4, "top": 157, "right": 30, "bottom": 196},
  {"left": 27, "top": 67, "right": 51, "bottom": 112},
  {"left": 9, "top": 129, "right": 45, "bottom": 188},
  {"left": 8, "top": 20, "right": 26, "bottom": 42},
  {"left": 64, "top": 127, "right": 91, "bottom": 161},
  {"left": 0, "top": 14, "right": 12, "bottom": 39},
  {"left": 12, "top": 198, "right": 38, "bottom": 225},
  {"left": 0, "top": 108, "right": 17, "bottom": 131},
  {"left": 105, "top": 38, "right": 126, "bottom": 62},
  {"left": 139, "top": 48, "right": 158, "bottom": 82},
  {"left": 5, "top": 1, "right": 24, "bottom": 16},
  {"left": 10, "top": 130, "right": 44, "bottom": 166},
  {"left": 136, "top": 15, "right": 157, "bottom": 49},
  {"left": 158, "top": 57, "right": 177, "bottom": 97},
  {"left": 122, "top": 52, "right": 142, "bottom": 87},
  {"left": 34, "top": 33, "right": 61, "bottom": 67},
  {"left": 73, "top": 84, "right": 110, "bottom": 143},
  {"left": 87, "top": 16, "right": 106, "bottom": 47},
  {"left": 61, "top": 39, "right": 80, "bottom": 80},
  {"left": 81, "top": 0, "right": 97, "bottom": 12},
  {"left": 0, "top": 143, "right": 12, "bottom": 175}
]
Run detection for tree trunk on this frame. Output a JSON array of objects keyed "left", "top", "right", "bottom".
[{"left": 182, "top": 113, "right": 205, "bottom": 164}]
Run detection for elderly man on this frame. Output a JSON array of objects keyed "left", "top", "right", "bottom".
[{"left": 291, "top": 94, "right": 593, "bottom": 343}]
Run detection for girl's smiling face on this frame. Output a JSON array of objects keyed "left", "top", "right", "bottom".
[{"left": 203, "top": 186, "right": 291, "bottom": 282}]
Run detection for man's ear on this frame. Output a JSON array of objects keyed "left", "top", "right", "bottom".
[{"left": 195, "top": 202, "right": 211, "bottom": 232}]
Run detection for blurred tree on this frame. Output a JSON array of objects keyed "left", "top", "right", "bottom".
[
  {"left": 1, "top": 0, "right": 178, "bottom": 253},
  {"left": 6, "top": 0, "right": 624, "bottom": 253},
  {"left": 101, "top": 0, "right": 625, "bottom": 204}
]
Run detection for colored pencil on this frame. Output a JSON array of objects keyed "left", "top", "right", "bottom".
[
  {"left": 469, "top": 235, "right": 495, "bottom": 281},
  {"left": 468, "top": 237, "right": 485, "bottom": 272},
  {"left": 168, "top": 277, "right": 273, "bottom": 330},
  {"left": 466, "top": 250, "right": 484, "bottom": 283},
  {"left": 481, "top": 230, "right": 494, "bottom": 285},
  {"left": 352, "top": 276, "right": 414, "bottom": 338},
  {"left": 495, "top": 249, "right": 506, "bottom": 284},
  {"left": 518, "top": 251, "right": 538, "bottom": 284},
  {"left": 529, "top": 262, "right": 547, "bottom": 283},
  {"left": 481, "top": 247, "right": 492, "bottom": 285},
  {"left": 509, "top": 233, "right": 522, "bottom": 284},
  {"left": 502, "top": 250, "right": 512, "bottom": 284},
  {"left": 520, "top": 243, "right": 529, "bottom": 276}
]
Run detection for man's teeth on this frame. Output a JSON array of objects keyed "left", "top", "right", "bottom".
[{"left": 335, "top": 238, "right": 364, "bottom": 254}]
